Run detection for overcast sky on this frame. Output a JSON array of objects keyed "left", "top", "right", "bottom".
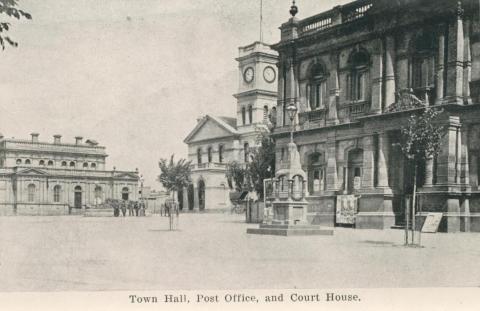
[{"left": 0, "top": 0, "right": 349, "bottom": 187}]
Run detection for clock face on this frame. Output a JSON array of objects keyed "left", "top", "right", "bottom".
[
  {"left": 263, "top": 66, "right": 276, "bottom": 83},
  {"left": 243, "top": 67, "right": 254, "bottom": 83}
]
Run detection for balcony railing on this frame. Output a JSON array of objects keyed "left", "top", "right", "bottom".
[
  {"left": 338, "top": 101, "right": 371, "bottom": 121},
  {"left": 192, "top": 162, "right": 227, "bottom": 170},
  {"left": 298, "top": 109, "right": 326, "bottom": 125},
  {"left": 341, "top": 1, "right": 373, "bottom": 23},
  {"left": 297, "top": 0, "right": 373, "bottom": 38},
  {"left": 299, "top": 15, "right": 333, "bottom": 34}
]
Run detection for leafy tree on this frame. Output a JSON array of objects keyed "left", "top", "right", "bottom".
[
  {"left": 247, "top": 133, "right": 276, "bottom": 199},
  {"left": 225, "top": 161, "right": 247, "bottom": 192},
  {"left": 158, "top": 155, "right": 192, "bottom": 201},
  {"left": 0, "top": 0, "right": 32, "bottom": 50},
  {"left": 399, "top": 107, "right": 443, "bottom": 245}
]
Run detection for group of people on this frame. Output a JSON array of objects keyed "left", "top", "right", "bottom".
[{"left": 105, "top": 199, "right": 146, "bottom": 217}]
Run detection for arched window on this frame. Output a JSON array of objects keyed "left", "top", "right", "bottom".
[
  {"left": 61, "top": 161, "right": 67, "bottom": 167},
  {"left": 411, "top": 31, "right": 436, "bottom": 104},
  {"left": 207, "top": 147, "right": 212, "bottom": 163},
  {"left": 91, "top": 163, "right": 97, "bottom": 169},
  {"left": 248, "top": 105, "right": 253, "bottom": 124},
  {"left": 48, "top": 160, "right": 54, "bottom": 166},
  {"left": 39, "top": 160, "right": 45, "bottom": 166},
  {"left": 241, "top": 107, "right": 246, "bottom": 125},
  {"left": 95, "top": 186, "right": 103, "bottom": 204},
  {"left": 25, "top": 159, "right": 31, "bottom": 165},
  {"left": 280, "top": 147, "right": 285, "bottom": 161},
  {"left": 263, "top": 105, "right": 269, "bottom": 123},
  {"left": 83, "top": 162, "right": 89, "bottom": 168},
  {"left": 53, "top": 185, "right": 61, "bottom": 203},
  {"left": 307, "top": 63, "right": 328, "bottom": 110},
  {"left": 122, "top": 187, "right": 129, "bottom": 201},
  {"left": 269, "top": 107, "right": 277, "bottom": 126},
  {"left": 347, "top": 148, "right": 364, "bottom": 193},
  {"left": 70, "top": 161, "right": 75, "bottom": 168},
  {"left": 308, "top": 153, "right": 326, "bottom": 194},
  {"left": 197, "top": 148, "right": 202, "bottom": 164},
  {"left": 346, "top": 50, "right": 370, "bottom": 102},
  {"left": 244, "top": 142, "right": 250, "bottom": 163},
  {"left": 27, "top": 184, "right": 36, "bottom": 202},
  {"left": 16, "top": 159, "right": 22, "bottom": 165},
  {"left": 218, "top": 145, "right": 224, "bottom": 163}
]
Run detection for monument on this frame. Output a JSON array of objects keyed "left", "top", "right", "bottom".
[{"left": 247, "top": 102, "right": 334, "bottom": 236}]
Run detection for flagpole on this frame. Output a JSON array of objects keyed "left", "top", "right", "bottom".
[{"left": 260, "top": 0, "right": 263, "bottom": 42}]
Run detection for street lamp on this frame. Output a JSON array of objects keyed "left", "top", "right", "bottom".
[
  {"left": 139, "top": 174, "right": 144, "bottom": 202},
  {"left": 286, "top": 101, "right": 298, "bottom": 143}
]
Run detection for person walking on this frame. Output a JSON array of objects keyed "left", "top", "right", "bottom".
[
  {"left": 134, "top": 201, "right": 139, "bottom": 216},
  {"left": 139, "top": 200, "right": 146, "bottom": 216},
  {"left": 121, "top": 200, "right": 127, "bottom": 217},
  {"left": 128, "top": 201, "right": 134, "bottom": 216},
  {"left": 113, "top": 200, "right": 119, "bottom": 217}
]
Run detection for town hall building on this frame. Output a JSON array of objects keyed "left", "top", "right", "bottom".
[{"left": 271, "top": 0, "right": 480, "bottom": 232}]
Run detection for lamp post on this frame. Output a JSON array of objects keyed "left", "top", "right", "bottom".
[
  {"left": 139, "top": 174, "right": 144, "bottom": 203},
  {"left": 286, "top": 101, "right": 298, "bottom": 143}
]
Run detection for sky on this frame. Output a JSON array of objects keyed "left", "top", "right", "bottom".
[{"left": 0, "top": 0, "right": 350, "bottom": 188}]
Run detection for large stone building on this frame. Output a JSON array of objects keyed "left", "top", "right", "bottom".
[
  {"left": 183, "top": 42, "right": 278, "bottom": 211},
  {"left": 0, "top": 133, "right": 139, "bottom": 215},
  {"left": 271, "top": 0, "right": 480, "bottom": 232}
]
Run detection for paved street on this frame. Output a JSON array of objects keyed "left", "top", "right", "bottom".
[{"left": 0, "top": 213, "right": 479, "bottom": 291}]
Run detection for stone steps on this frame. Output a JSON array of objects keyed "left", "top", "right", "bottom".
[{"left": 247, "top": 224, "right": 334, "bottom": 236}]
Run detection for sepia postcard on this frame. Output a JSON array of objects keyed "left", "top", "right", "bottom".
[{"left": 0, "top": 0, "right": 479, "bottom": 310}]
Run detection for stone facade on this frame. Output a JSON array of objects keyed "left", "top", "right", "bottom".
[
  {"left": 272, "top": 0, "right": 480, "bottom": 232},
  {"left": 0, "top": 133, "right": 139, "bottom": 215},
  {"left": 183, "top": 42, "right": 278, "bottom": 211}
]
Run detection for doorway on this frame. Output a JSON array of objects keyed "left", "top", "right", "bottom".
[
  {"left": 74, "top": 186, "right": 82, "bottom": 208},
  {"left": 198, "top": 180, "right": 205, "bottom": 211}
]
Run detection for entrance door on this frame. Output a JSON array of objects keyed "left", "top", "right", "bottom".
[
  {"left": 74, "top": 186, "right": 82, "bottom": 208},
  {"left": 188, "top": 184, "right": 194, "bottom": 210},
  {"left": 198, "top": 180, "right": 205, "bottom": 211}
]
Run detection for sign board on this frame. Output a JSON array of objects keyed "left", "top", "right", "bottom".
[
  {"left": 336, "top": 195, "right": 358, "bottom": 225},
  {"left": 421, "top": 213, "right": 443, "bottom": 233}
]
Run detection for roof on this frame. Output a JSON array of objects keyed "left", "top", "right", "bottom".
[{"left": 184, "top": 115, "right": 238, "bottom": 144}]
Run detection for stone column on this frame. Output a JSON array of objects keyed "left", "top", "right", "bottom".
[
  {"left": 463, "top": 19, "right": 472, "bottom": 104},
  {"left": 371, "top": 40, "right": 383, "bottom": 114},
  {"left": 456, "top": 127, "right": 461, "bottom": 184},
  {"left": 445, "top": 4, "right": 464, "bottom": 104},
  {"left": 436, "top": 116, "right": 461, "bottom": 185},
  {"left": 327, "top": 53, "right": 339, "bottom": 126},
  {"left": 362, "top": 136, "right": 375, "bottom": 189},
  {"left": 193, "top": 184, "right": 200, "bottom": 210},
  {"left": 436, "top": 27, "right": 446, "bottom": 104},
  {"left": 377, "top": 134, "right": 390, "bottom": 188},
  {"left": 384, "top": 36, "right": 396, "bottom": 110},
  {"left": 470, "top": 154, "right": 478, "bottom": 189},
  {"left": 461, "top": 127, "right": 470, "bottom": 185},
  {"left": 326, "top": 141, "right": 338, "bottom": 191}
]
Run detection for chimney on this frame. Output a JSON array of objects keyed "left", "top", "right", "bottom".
[
  {"left": 53, "top": 134, "right": 62, "bottom": 144},
  {"left": 31, "top": 133, "right": 39, "bottom": 143},
  {"left": 75, "top": 136, "right": 83, "bottom": 145}
]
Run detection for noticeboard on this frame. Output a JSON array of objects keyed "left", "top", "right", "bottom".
[{"left": 421, "top": 213, "right": 443, "bottom": 233}]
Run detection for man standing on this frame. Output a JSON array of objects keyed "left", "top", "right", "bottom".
[{"left": 121, "top": 200, "right": 127, "bottom": 217}]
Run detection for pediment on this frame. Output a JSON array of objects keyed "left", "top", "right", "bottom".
[
  {"left": 15, "top": 168, "right": 49, "bottom": 176},
  {"left": 115, "top": 172, "right": 139, "bottom": 180},
  {"left": 184, "top": 115, "right": 237, "bottom": 144}
]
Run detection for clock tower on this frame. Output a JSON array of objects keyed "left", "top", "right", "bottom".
[{"left": 234, "top": 41, "right": 278, "bottom": 133}]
